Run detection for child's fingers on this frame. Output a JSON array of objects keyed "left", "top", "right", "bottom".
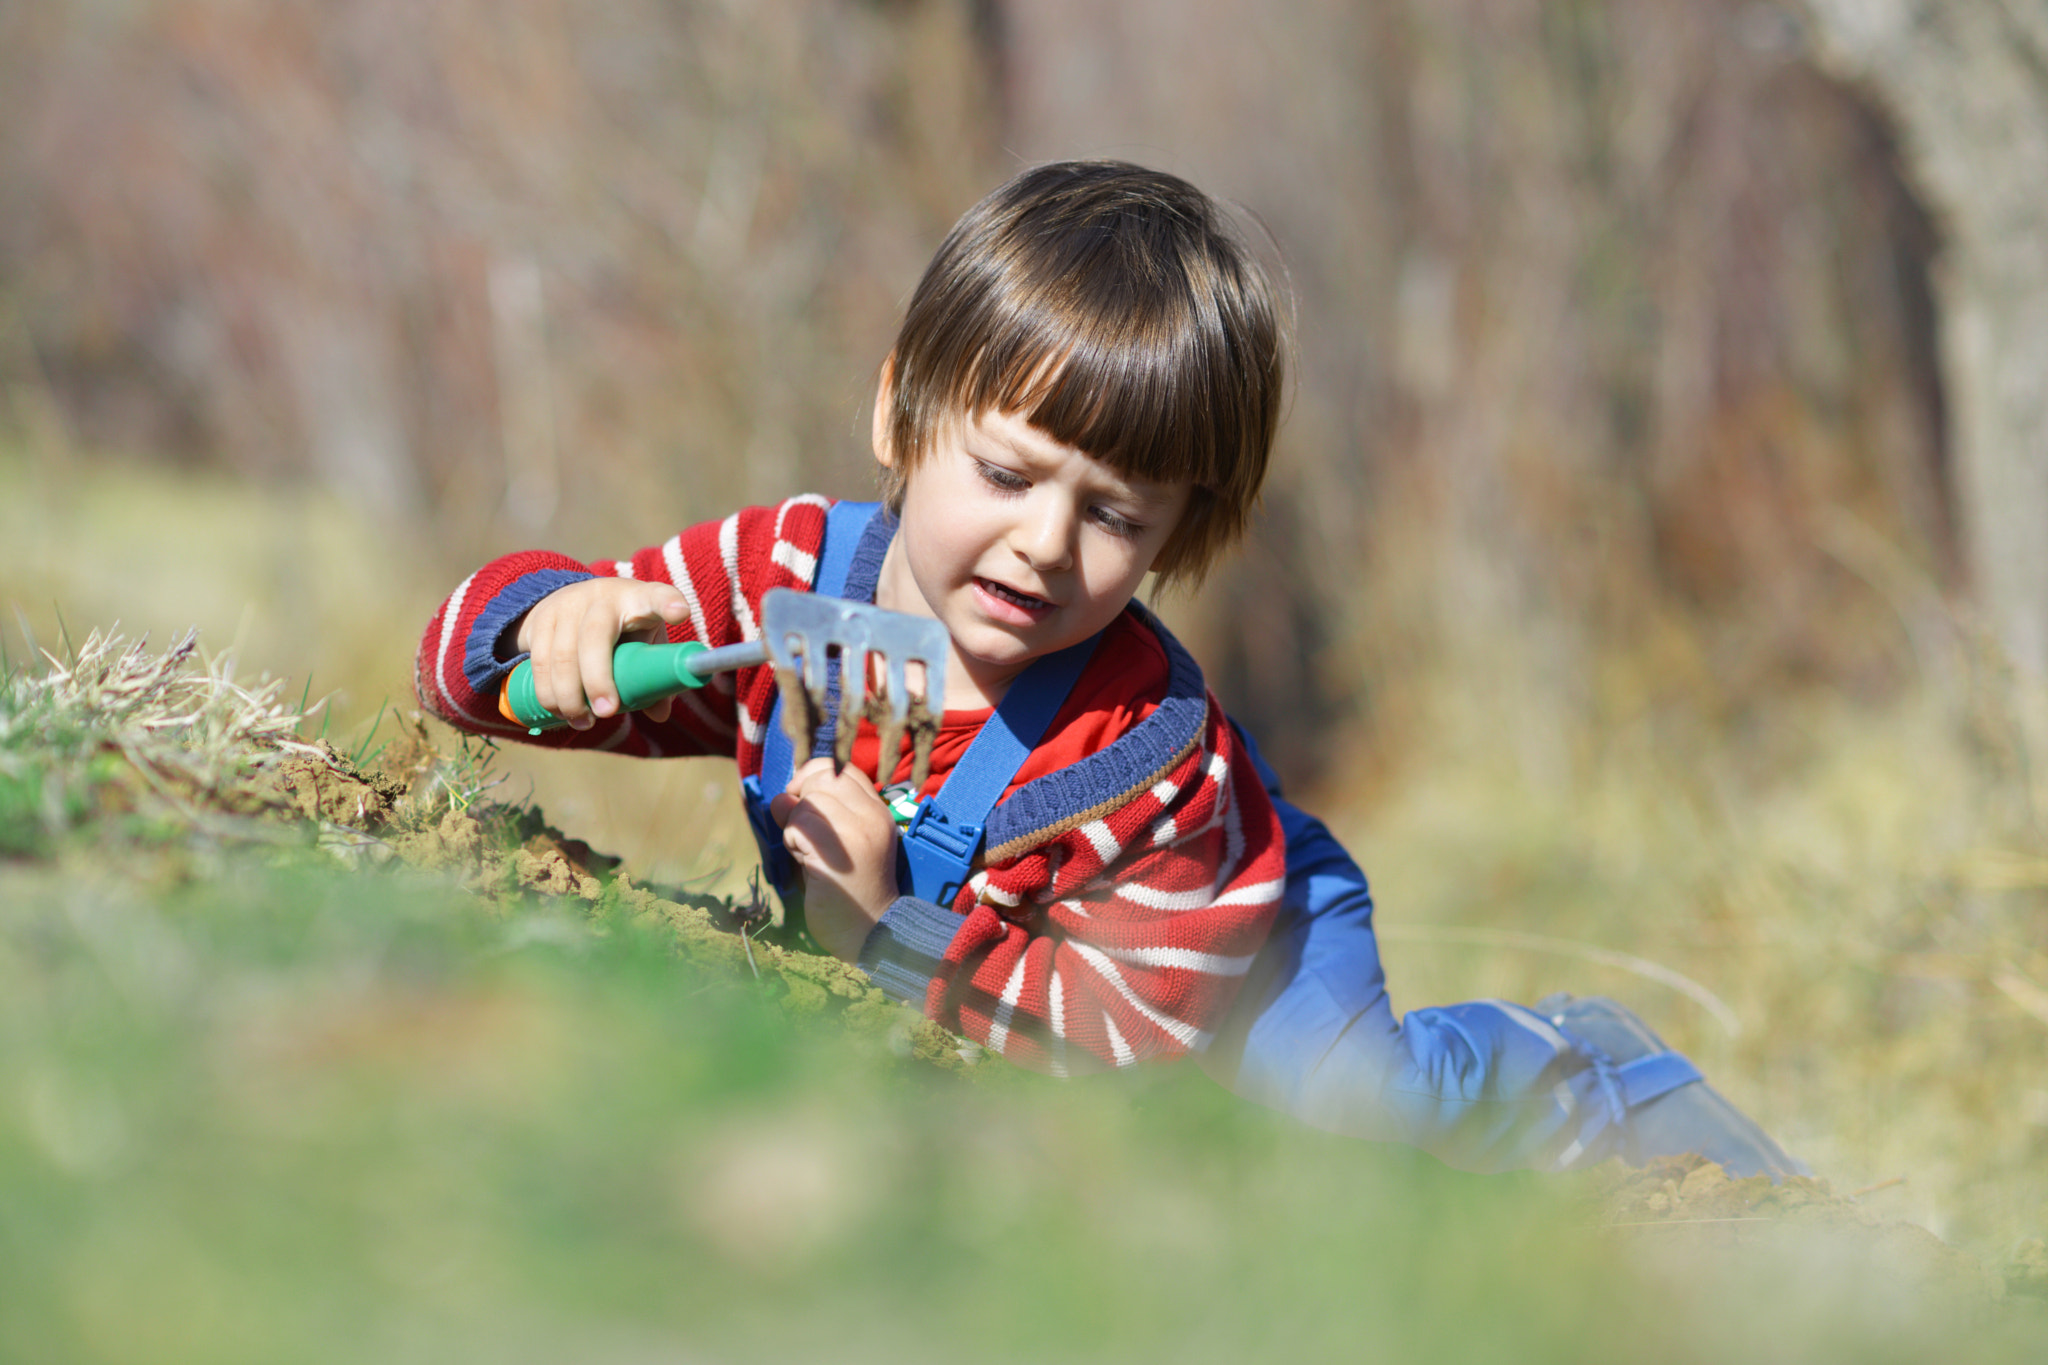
[
  {"left": 787, "top": 755, "right": 888, "bottom": 800},
  {"left": 780, "top": 796, "right": 855, "bottom": 873},
  {"left": 779, "top": 761, "right": 894, "bottom": 863},
  {"left": 533, "top": 611, "right": 594, "bottom": 728},
  {"left": 517, "top": 580, "right": 695, "bottom": 730},
  {"left": 773, "top": 756, "right": 901, "bottom": 942},
  {"left": 774, "top": 763, "right": 872, "bottom": 850},
  {"left": 768, "top": 764, "right": 828, "bottom": 832},
  {"left": 577, "top": 611, "right": 624, "bottom": 720},
  {"left": 785, "top": 755, "right": 840, "bottom": 796},
  {"left": 618, "top": 583, "right": 691, "bottom": 637},
  {"left": 618, "top": 587, "right": 689, "bottom": 724}
]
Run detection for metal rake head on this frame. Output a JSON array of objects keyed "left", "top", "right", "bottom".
[{"left": 759, "top": 588, "right": 947, "bottom": 791}]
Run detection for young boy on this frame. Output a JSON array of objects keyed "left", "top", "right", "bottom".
[{"left": 418, "top": 161, "right": 1804, "bottom": 1177}]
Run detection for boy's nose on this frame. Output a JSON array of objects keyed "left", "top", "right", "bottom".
[{"left": 1014, "top": 497, "right": 1077, "bottom": 571}]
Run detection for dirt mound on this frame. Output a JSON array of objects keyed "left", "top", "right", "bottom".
[
  {"left": 0, "top": 633, "right": 981, "bottom": 1079},
  {"left": 257, "top": 742, "right": 406, "bottom": 826},
  {"left": 311, "top": 717, "right": 984, "bottom": 1076},
  {"left": 1581, "top": 1154, "right": 2018, "bottom": 1316}
]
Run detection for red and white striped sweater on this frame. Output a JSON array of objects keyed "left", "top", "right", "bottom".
[{"left": 415, "top": 496, "right": 1286, "bottom": 1074}]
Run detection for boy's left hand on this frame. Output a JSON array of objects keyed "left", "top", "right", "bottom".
[{"left": 769, "top": 757, "right": 900, "bottom": 962}]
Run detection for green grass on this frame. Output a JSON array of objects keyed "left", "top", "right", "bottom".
[{"left": 0, "top": 647, "right": 2040, "bottom": 1361}]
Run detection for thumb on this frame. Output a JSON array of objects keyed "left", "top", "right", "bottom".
[{"left": 769, "top": 791, "right": 798, "bottom": 829}]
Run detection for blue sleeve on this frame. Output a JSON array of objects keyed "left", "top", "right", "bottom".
[
  {"left": 856, "top": 895, "right": 959, "bottom": 1004},
  {"left": 1230, "top": 720, "right": 1378, "bottom": 961}
]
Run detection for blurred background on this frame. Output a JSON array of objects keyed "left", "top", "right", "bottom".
[
  {"left": 5, "top": 0, "right": 2048, "bottom": 1250},
  {"left": 0, "top": 0, "right": 1984, "bottom": 770}
]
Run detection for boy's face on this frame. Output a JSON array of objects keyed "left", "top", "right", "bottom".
[{"left": 874, "top": 402, "right": 1189, "bottom": 710}]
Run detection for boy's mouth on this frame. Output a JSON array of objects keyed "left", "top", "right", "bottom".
[{"left": 975, "top": 577, "right": 1053, "bottom": 615}]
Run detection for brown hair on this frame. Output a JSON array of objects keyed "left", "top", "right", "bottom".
[{"left": 878, "top": 161, "right": 1286, "bottom": 588}]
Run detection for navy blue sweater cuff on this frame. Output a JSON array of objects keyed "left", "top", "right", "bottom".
[
  {"left": 856, "top": 896, "right": 962, "bottom": 1004},
  {"left": 463, "top": 568, "right": 597, "bottom": 695}
]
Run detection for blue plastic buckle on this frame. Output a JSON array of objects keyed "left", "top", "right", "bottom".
[{"left": 899, "top": 801, "right": 983, "bottom": 906}]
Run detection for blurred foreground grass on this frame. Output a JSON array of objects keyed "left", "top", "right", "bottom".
[{"left": 7, "top": 854, "right": 2046, "bottom": 1364}]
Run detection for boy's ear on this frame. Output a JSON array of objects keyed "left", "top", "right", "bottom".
[{"left": 870, "top": 355, "right": 896, "bottom": 470}]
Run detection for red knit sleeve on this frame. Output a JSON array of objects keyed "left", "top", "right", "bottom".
[
  {"left": 921, "top": 697, "right": 1286, "bottom": 1074},
  {"left": 412, "top": 496, "right": 830, "bottom": 763}
]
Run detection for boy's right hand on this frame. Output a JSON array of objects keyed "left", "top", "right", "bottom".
[{"left": 512, "top": 578, "right": 692, "bottom": 730}]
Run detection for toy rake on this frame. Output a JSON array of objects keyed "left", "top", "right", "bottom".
[{"left": 499, "top": 587, "right": 947, "bottom": 787}]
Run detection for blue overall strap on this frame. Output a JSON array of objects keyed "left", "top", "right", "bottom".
[
  {"left": 744, "top": 500, "right": 880, "bottom": 895},
  {"left": 895, "top": 630, "right": 1102, "bottom": 908}
]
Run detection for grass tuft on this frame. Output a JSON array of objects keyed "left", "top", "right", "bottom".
[{"left": 0, "top": 628, "right": 323, "bottom": 856}]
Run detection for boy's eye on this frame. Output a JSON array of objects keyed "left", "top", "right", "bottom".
[
  {"left": 975, "top": 460, "right": 1030, "bottom": 492},
  {"left": 1091, "top": 506, "right": 1143, "bottom": 538}
]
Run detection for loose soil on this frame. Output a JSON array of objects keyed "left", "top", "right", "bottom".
[{"left": 1575, "top": 1154, "right": 2047, "bottom": 1316}]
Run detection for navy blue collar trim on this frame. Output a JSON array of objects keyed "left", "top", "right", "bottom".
[
  {"left": 842, "top": 504, "right": 896, "bottom": 606},
  {"left": 984, "top": 601, "right": 1206, "bottom": 859}
]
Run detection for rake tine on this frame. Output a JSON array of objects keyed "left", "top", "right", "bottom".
[
  {"left": 868, "top": 660, "right": 905, "bottom": 793},
  {"left": 775, "top": 656, "right": 818, "bottom": 763},
  {"left": 903, "top": 652, "right": 938, "bottom": 793},
  {"left": 831, "top": 645, "right": 861, "bottom": 775},
  {"left": 905, "top": 694, "right": 938, "bottom": 793}
]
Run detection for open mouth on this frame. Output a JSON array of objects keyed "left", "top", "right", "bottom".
[{"left": 977, "top": 578, "right": 1052, "bottom": 612}]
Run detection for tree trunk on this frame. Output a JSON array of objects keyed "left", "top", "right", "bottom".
[{"left": 1802, "top": 0, "right": 2048, "bottom": 672}]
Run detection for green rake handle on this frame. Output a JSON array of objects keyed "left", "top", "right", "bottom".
[{"left": 498, "top": 638, "right": 767, "bottom": 734}]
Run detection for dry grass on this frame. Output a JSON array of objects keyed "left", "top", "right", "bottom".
[
  {"left": 0, "top": 626, "right": 320, "bottom": 852},
  {"left": 0, "top": 444, "right": 759, "bottom": 891}
]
